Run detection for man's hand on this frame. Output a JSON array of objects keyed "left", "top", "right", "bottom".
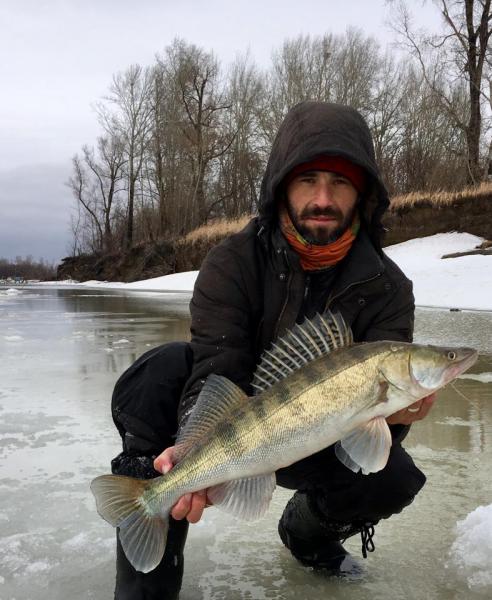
[
  {"left": 386, "top": 393, "right": 437, "bottom": 426},
  {"left": 153, "top": 446, "right": 210, "bottom": 523}
]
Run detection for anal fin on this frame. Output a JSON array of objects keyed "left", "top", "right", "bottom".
[{"left": 207, "top": 473, "right": 276, "bottom": 521}]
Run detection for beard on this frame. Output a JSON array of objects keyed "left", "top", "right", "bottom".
[{"left": 288, "top": 203, "right": 357, "bottom": 245}]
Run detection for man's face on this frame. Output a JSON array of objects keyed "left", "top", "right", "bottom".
[{"left": 285, "top": 170, "right": 359, "bottom": 245}]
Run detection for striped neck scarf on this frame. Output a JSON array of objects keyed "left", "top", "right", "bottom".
[{"left": 279, "top": 204, "right": 360, "bottom": 271}]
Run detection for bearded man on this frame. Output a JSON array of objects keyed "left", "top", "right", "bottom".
[{"left": 111, "top": 101, "right": 434, "bottom": 599}]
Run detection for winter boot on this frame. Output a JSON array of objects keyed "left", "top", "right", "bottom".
[
  {"left": 278, "top": 491, "right": 375, "bottom": 576},
  {"left": 112, "top": 452, "right": 189, "bottom": 599}
]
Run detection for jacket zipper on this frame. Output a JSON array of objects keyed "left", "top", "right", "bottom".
[
  {"left": 274, "top": 249, "right": 293, "bottom": 340},
  {"left": 304, "top": 274, "right": 311, "bottom": 301},
  {"left": 325, "top": 272, "right": 382, "bottom": 311}
]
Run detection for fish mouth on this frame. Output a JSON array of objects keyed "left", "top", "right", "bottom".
[{"left": 446, "top": 348, "right": 478, "bottom": 381}]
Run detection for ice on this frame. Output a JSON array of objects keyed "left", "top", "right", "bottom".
[
  {"left": 0, "top": 284, "right": 490, "bottom": 599},
  {"left": 3, "top": 335, "right": 23, "bottom": 341},
  {"left": 449, "top": 505, "right": 492, "bottom": 591},
  {"left": 5, "top": 288, "right": 22, "bottom": 295}
]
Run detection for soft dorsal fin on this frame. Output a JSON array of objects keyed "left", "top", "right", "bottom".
[{"left": 251, "top": 311, "right": 353, "bottom": 394}]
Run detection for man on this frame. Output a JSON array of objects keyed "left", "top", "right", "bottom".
[{"left": 111, "top": 101, "right": 434, "bottom": 599}]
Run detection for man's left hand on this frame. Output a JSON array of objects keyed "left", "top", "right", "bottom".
[{"left": 386, "top": 393, "right": 437, "bottom": 425}]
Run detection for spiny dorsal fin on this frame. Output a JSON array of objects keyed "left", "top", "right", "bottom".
[
  {"left": 251, "top": 311, "right": 353, "bottom": 394},
  {"left": 175, "top": 374, "right": 248, "bottom": 462}
]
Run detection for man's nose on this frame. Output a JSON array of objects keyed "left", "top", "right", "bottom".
[{"left": 314, "top": 182, "right": 334, "bottom": 206}]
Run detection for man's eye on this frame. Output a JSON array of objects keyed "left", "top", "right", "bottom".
[{"left": 334, "top": 177, "right": 349, "bottom": 185}]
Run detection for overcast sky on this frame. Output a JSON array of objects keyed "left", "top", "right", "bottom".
[{"left": 0, "top": 0, "right": 442, "bottom": 264}]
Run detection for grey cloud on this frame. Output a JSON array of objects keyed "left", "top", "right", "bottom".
[{"left": 0, "top": 164, "right": 74, "bottom": 263}]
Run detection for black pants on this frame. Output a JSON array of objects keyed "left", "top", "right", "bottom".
[
  {"left": 111, "top": 342, "right": 426, "bottom": 594},
  {"left": 111, "top": 342, "right": 193, "bottom": 600},
  {"left": 276, "top": 438, "right": 426, "bottom": 524}
]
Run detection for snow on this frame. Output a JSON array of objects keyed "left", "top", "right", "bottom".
[
  {"left": 76, "top": 271, "right": 199, "bottom": 293},
  {"left": 384, "top": 233, "right": 490, "bottom": 311},
  {"left": 25, "top": 232, "right": 491, "bottom": 311},
  {"left": 449, "top": 504, "right": 492, "bottom": 591}
]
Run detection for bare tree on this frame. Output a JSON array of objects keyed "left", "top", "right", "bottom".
[
  {"left": 68, "top": 155, "right": 104, "bottom": 252},
  {"left": 99, "top": 64, "right": 153, "bottom": 247},
  {"left": 82, "top": 135, "right": 126, "bottom": 249},
  {"left": 390, "top": 0, "right": 492, "bottom": 183},
  {"left": 263, "top": 33, "right": 336, "bottom": 141},
  {"left": 214, "top": 54, "right": 264, "bottom": 218}
]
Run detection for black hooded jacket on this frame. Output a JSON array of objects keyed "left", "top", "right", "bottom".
[{"left": 178, "top": 102, "right": 414, "bottom": 429}]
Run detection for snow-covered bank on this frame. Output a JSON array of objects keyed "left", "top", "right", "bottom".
[
  {"left": 28, "top": 233, "right": 491, "bottom": 311},
  {"left": 385, "top": 233, "right": 491, "bottom": 311}
]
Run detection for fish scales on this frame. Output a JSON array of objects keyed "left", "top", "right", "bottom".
[{"left": 148, "top": 342, "right": 394, "bottom": 504}]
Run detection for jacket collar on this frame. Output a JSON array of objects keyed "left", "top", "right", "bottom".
[{"left": 329, "top": 229, "right": 385, "bottom": 296}]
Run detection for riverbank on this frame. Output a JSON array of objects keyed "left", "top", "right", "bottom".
[
  {"left": 56, "top": 184, "right": 492, "bottom": 283},
  {"left": 43, "top": 233, "right": 492, "bottom": 312}
]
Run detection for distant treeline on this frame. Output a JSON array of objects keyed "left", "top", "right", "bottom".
[
  {"left": 68, "top": 3, "right": 492, "bottom": 257},
  {"left": 0, "top": 257, "right": 57, "bottom": 281}
]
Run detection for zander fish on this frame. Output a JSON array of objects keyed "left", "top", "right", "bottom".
[{"left": 91, "top": 312, "right": 477, "bottom": 573}]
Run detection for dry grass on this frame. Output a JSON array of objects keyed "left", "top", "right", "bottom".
[
  {"left": 390, "top": 182, "right": 492, "bottom": 211},
  {"left": 178, "top": 182, "right": 492, "bottom": 247},
  {"left": 180, "top": 215, "right": 252, "bottom": 245}
]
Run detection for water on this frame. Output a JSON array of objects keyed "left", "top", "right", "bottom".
[{"left": 0, "top": 287, "right": 491, "bottom": 599}]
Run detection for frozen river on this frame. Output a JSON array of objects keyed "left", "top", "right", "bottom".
[{"left": 0, "top": 286, "right": 491, "bottom": 599}]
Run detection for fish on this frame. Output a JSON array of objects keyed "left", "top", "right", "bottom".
[{"left": 91, "top": 311, "right": 478, "bottom": 573}]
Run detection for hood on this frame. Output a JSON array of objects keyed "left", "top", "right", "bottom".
[{"left": 258, "top": 101, "right": 390, "bottom": 250}]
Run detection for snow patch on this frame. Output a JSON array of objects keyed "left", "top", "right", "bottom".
[
  {"left": 449, "top": 504, "right": 492, "bottom": 591},
  {"left": 62, "top": 532, "right": 89, "bottom": 550},
  {"left": 3, "top": 335, "right": 23, "bottom": 342},
  {"left": 385, "top": 233, "right": 491, "bottom": 310},
  {"left": 25, "top": 560, "right": 52, "bottom": 574}
]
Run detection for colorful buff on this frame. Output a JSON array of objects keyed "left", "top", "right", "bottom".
[{"left": 279, "top": 203, "right": 360, "bottom": 271}]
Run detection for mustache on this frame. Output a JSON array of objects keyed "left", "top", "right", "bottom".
[{"left": 299, "top": 206, "right": 343, "bottom": 219}]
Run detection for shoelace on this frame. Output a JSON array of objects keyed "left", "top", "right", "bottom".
[{"left": 360, "top": 523, "right": 376, "bottom": 558}]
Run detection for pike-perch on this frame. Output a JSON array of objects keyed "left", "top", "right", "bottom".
[{"left": 91, "top": 312, "right": 477, "bottom": 573}]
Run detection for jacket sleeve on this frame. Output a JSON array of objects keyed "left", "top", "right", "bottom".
[{"left": 177, "top": 243, "right": 259, "bottom": 428}]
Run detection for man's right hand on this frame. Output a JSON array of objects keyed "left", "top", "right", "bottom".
[{"left": 153, "top": 446, "right": 209, "bottom": 524}]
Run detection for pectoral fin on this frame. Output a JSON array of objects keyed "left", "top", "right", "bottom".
[
  {"left": 207, "top": 473, "right": 276, "bottom": 521},
  {"left": 335, "top": 417, "right": 392, "bottom": 475}
]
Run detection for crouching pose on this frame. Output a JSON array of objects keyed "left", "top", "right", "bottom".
[{"left": 110, "top": 101, "right": 433, "bottom": 599}]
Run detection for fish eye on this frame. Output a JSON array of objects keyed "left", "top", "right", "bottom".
[{"left": 447, "top": 351, "right": 457, "bottom": 360}]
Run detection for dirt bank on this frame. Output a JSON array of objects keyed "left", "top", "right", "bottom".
[{"left": 58, "top": 187, "right": 492, "bottom": 282}]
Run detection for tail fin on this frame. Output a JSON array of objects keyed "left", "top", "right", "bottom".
[{"left": 91, "top": 474, "right": 170, "bottom": 573}]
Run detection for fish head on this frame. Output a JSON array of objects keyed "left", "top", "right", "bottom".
[
  {"left": 378, "top": 343, "right": 478, "bottom": 410},
  {"left": 407, "top": 344, "right": 478, "bottom": 392}
]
